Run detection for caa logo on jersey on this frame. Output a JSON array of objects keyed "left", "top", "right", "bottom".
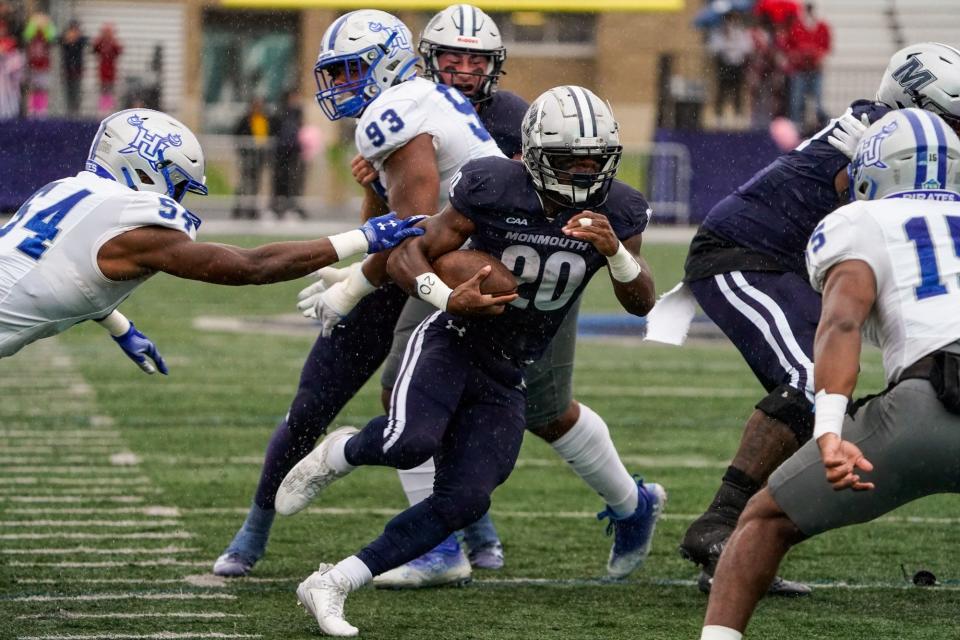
[
  {"left": 505, "top": 217, "right": 528, "bottom": 226},
  {"left": 119, "top": 115, "right": 183, "bottom": 171},
  {"left": 858, "top": 120, "right": 899, "bottom": 170}
]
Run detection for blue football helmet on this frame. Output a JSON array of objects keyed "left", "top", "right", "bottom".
[{"left": 314, "top": 10, "right": 419, "bottom": 120}]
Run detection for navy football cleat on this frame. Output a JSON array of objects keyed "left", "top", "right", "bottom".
[{"left": 598, "top": 478, "right": 667, "bottom": 578}]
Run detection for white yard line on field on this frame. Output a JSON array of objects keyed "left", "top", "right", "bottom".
[
  {"left": 18, "top": 634, "right": 260, "bottom": 640},
  {"left": 12, "top": 592, "right": 236, "bottom": 603},
  {"left": 0, "top": 519, "right": 181, "bottom": 527},
  {"left": 10, "top": 559, "right": 209, "bottom": 568},
  {"left": 1, "top": 546, "right": 197, "bottom": 555},
  {"left": 7, "top": 506, "right": 181, "bottom": 516},
  {"left": 0, "top": 495, "right": 146, "bottom": 503},
  {"left": 0, "top": 477, "right": 151, "bottom": 485},
  {"left": 17, "top": 612, "right": 245, "bottom": 620},
  {"left": 0, "top": 531, "right": 193, "bottom": 540}
]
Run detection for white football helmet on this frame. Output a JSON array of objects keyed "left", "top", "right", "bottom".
[
  {"left": 521, "top": 86, "right": 622, "bottom": 209},
  {"left": 86, "top": 109, "right": 207, "bottom": 202},
  {"left": 851, "top": 108, "right": 960, "bottom": 201},
  {"left": 419, "top": 4, "right": 506, "bottom": 103},
  {"left": 876, "top": 42, "right": 960, "bottom": 131},
  {"left": 314, "top": 10, "right": 419, "bottom": 120}
]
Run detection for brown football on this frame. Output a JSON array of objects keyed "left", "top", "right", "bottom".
[{"left": 432, "top": 250, "right": 518, "bottom": 296}]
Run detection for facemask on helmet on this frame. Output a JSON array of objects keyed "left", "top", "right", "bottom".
[
  {"left": 314, "top": 10, "right": 419, "bottom": 120},
  {"left": 86, "top": 109, "right": 207, "bottom": 203},
  {"left": 419, "top": 4, "right": 506, "bottom": 104},
  {"left": 521, "top": 86, "right": 622, "bottom": 209},
  {"left": 851, "top": 108, "right": 960, "bottom": 201},
  {"left": 877, "top": 42, "right": 960, "bottom": 133}
]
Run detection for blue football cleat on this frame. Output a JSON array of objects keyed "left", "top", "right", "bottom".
[
  {"left": 372, "top": 534, "right": 472, "bottom": 589},
  {"left": 598, "top": 479, "right": 667, "bottom": 578},
  {"left": 467, "top": 541, "right": 504, "bottom": 570},
  {"left": 213, "top": 551, "right": 258, "bottom": 577}
]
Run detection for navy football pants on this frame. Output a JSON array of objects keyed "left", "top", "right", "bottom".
[
  {"left": 344, "top": 312, "right": 527, "bottom": 576},
  {"left": 688, "top": 270, "right": 819, "bottom": 399}
]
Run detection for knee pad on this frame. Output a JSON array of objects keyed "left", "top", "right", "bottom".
[
  {"left": 430, "top": 489, "right": 491, "bottom": 531},
  {"left": 756, "top": 384, "right": 814, "bottom": 445}
]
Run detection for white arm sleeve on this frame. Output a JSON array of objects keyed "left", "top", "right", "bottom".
[
  {"left": 117, "top": 192, "right": 198, "bottom": 240},
  {"left": 355, "top": 97, "right": 431, "bottom": 171}
]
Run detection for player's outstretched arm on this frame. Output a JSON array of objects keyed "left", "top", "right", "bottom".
[
  {"left": 98, "top": 212, "right": 423, "bottom": 286},
  {"left": 812, "top": 259, "right": 877, "bottom": 491},
  {"left": 561, "top": 212, "right": 656, "bottom": 316},
  {"left": 388, "top": 205, "right": 517, "bottom": 315}
]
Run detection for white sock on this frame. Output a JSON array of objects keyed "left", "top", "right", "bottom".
[
  {"left": 550, "top": 403, "right": 638, "bottom": 517},
  {"left": 330, "top": 555, "right": 372, "bottom": 592},
  {"left": 327, "top": 437, "right": 356, "bottom": 475},
  {"left": 700, "top": 625, "right": 743, "bottom": 640},
  {"left": 397, "top": 458, "right": 436, "bottom": 506}
]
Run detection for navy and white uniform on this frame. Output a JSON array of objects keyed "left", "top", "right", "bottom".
[
  {"left": 245, "top": 84, "right": 527, "bottom": 512},
  {"left": 682, "top": 100, "right": 890, "bottom": 405},
  {"left": 342, "top": 156, "right": 650, "bottom": 576}
]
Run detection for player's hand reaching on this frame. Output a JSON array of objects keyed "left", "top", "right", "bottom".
[
  {"left": 361, "top": 213, "right": 427, "bottom": 253},
  {"left": 447, "top": 266, "right": 518, "bottom": 316},
  {"left": 817, "top": 433, "right": 875, "bottom": 491},
  {"left": 827, "top": 112, "right": 871, "bottom": 160},
  {"left": 113, "top": 322, "right": 168, "bottom": 375},
  {"left": 351, "top": 154, "right": 380, "bottom": 186},
  {"left": 562, "top": 212, "right": 619, "bottom": 256},
  {"left": 297, "top": 262, "right": 375, "bottom": 337}
]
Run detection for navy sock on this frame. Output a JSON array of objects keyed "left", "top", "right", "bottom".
[{"left": 226, "top": 501, "right": 276, "bottom": 560}]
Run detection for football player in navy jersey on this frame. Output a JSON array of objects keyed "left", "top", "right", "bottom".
[
  {"left": 275, "top": 86, "right": 665, "bottom": 637},
  {"left": 646, "top": 42, "right": 960, "bottom": 596}
]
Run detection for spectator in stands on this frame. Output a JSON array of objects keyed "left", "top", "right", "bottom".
[
  {"left": 232, "top": 96, "right": 272, "bottom": 220},
  {"left": 746, "top": 14, "right": 786, "bottom": 128},
  {"left": 782, "top": 3, "right": 830, "bottom": 128},
  {"left": 270, "top": 89, "right": 307, "bottom": 220},
  {"left": 707, "top": 13, "right": 754, "bottom": 127},
  {"left": 59, "top": 20, "right": 87, "bottom": 117},
  {"left": 0, "top": 2, "right": 23, "bottom": 46},
  {"left": 93, "top": 23, "right": 123, "bottom": 115},
  {"left": 0, "top": 22, "right": 23, "bottom": 121},
  {"left": 23, "top": 12, "right": 55, "bottom": 118}
]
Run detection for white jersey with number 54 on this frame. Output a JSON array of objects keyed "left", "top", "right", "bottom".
[
  {"left": 355, "top": 77, "right": 504, "bottom": 208},
  {"left": 0, "top": 171, "right": 198, "bottom": 357},
  {"left": 806, "top": 196, "right": 960, "bottom": 383}
]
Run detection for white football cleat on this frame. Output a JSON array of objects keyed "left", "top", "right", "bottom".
[
  {"left": 373, "top": 536, "right": 472, "bottom": 589},
  {"left": 297, "top": 563, "right": 358, "bottom": 637},
  {"left": 276, "top": 427, "right": 359, "bottom": 516}
]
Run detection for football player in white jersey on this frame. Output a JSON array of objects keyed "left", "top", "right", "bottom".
[
  {"left": 700, "top": 109, "right": 960, "bottom": 640},
  {"left": 0, "top": 109, "right": 423, "bottom": 368}
]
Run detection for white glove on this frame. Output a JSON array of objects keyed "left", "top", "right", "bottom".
[
  {"left": 296, "top": 266, "right": 353, "bottom": 306},
  {"left": 296, "top": 261, "right": 375, "bottom": 336},
  {"left": 827, "top": 112, "right": 871, "bottom": 160}
]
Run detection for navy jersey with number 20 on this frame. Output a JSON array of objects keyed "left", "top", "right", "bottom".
[{"left": 449, "top": 156, "right": 650, "bottom": 361}]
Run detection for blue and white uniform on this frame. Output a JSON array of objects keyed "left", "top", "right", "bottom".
[{"left": 0, "top": 172, "right": 198, "bottom": 358}]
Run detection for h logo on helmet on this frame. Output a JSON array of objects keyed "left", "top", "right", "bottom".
[
  {"left": 119, "top": 115, "right": 184, "bottom": 171},
  {"left": 858, "top": 121, "right": 899, "bottom": 170},
  {"left": 893, "top": 57, "right": 938, "bottom": 93},
  {"left": 368, "top": 21, "right": 411, "bottom": 54}
]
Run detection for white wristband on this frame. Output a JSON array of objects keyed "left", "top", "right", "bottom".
[
  {"left": 607, "top": 242, "right": 642, "bottom": 283},
  {"left": 415, "top": 272, "right": 453, "bottom": 311},
  {"left": 328, "top": 229, "right": 369, "bottom": 261},
  {"left": 813, "top": 390, "right": 848, "bottom": 440},
  {"left": 95, "top": 310, "right": 131, "bottom": 337}
]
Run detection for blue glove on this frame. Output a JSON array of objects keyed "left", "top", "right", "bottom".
[
  {"left": 361, "top": 212, "right": 427, "bottom": 253},
  {"left": 112, "top": 322, "right": 168, "bottom": 375}
]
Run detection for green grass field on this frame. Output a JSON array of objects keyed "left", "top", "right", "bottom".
[{"left": 2, "top": 238, "right": 959, "bottom": 640}]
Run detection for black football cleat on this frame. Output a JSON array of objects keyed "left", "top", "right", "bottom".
[{"left": 696, "top": 570, "right": 812, "bottom": 598}]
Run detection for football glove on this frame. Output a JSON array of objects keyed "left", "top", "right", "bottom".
[
  {"left": 296, "top": 261, "right": 375, "bottom": 336},
  {"left": 112, "top": 322, "right": 168, "bottom": 375},
  {"left": 827, "top": 112, "right": 871, "bottom": 160},
  {"left": 361, "top": 213, "right": 427, "bottom": 253}
]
